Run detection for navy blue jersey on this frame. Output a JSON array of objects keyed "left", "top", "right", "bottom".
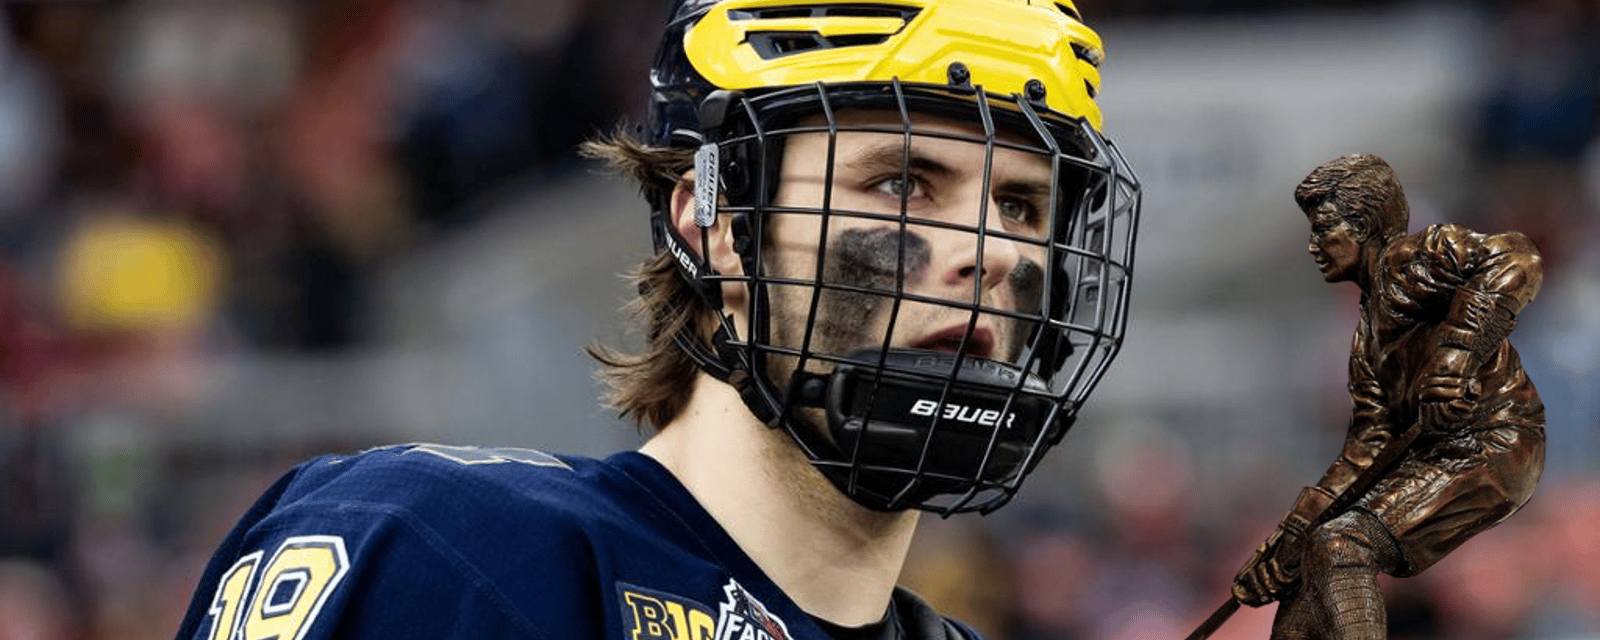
[{"left": 173, "top": 444, "right": 981, "bottom": 640}]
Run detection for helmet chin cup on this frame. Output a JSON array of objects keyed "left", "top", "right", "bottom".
[{"left": 795, "top": 349, "right": 1066, "bottom": 512}]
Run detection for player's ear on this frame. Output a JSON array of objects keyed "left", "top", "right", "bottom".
[{"left": 669, "top": 171, "right": 743, "bottom": 277}]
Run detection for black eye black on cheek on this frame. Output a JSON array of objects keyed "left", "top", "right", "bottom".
[
  {"left": 1007, "top": 259, "right": 1045, "bottom": 313},
  {"left": 828, "top": 227, "right": 933, "bottom": 288}
]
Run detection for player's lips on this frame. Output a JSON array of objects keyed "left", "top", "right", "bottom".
[{"left": 910, "top": 325, "right": 996, "bottom": 359}]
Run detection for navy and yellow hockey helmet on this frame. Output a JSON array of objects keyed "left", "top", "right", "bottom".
[{"left": 646, "top": 0, "right": 1140, "bottom": 514}]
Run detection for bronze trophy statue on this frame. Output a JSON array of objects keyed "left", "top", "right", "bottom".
[{"left": 1188, "top": 153, "right": 1547, "bottom": 640}]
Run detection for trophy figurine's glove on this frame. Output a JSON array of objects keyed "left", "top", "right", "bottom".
[
  {"left": 1233, "top": 527, "right": 1299, "bottom": 606},
  {"left": 1420, "top": 288, "right": 1516, "bottom": 432},
  {"left": 1417, "top": 364, "right": 1480, "bottom": 432},
  {"left": 1233, "top": 486, "right": 1336, "bottom": 606}
]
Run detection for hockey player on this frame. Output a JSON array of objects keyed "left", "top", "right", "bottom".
[{"left": 173, "top": 1, "right": 1140, "bottom": 638}]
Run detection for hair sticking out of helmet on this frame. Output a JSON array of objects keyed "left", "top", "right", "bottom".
[{"left": 639, "top": 0, "right": 1140, "bottom": 514}]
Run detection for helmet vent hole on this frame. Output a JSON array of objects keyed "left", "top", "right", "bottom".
[
  {"left": 734, "top": 7, "right": 812, "bottom": 19},
  {"left": 747, "top": 31, "right": 892, "bottom": 60},
  {"left": 830, "top": 33, "right": 891, "bottom": 47},
  {"left": 730, "top": 5, "right": 920, "bottom": 20},
  {"left": 1054, "top": 2, "right": 1082, "bottom": 21},
  {"left": 753, "top": 32, "right": 826, "bottom": 57},
  {"left": 1071, "top": 43, "right": 1103, "bottom": 67},
  {"left": 731, "top": 4, "right": 922, "bottom": 59}
]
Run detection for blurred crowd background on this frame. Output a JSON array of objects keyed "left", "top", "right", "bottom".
[{"left": 0, "top": 0, "right": 1595, "bottom": 639}]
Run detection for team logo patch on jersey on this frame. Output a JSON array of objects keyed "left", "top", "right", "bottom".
[
  {"left": 616, "top": 579, "right": 793, "bottom": 640},
  {"left": 714, "top": 579, "right": 793, "bottom": 640},
  {"left": 619, "top": 583, "right": 716, "bottom": 640}
]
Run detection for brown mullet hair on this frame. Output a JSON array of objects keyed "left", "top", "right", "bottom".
[
  {"left": 1294, "top": 152, "right": 1409, "bottom": 243},
  {"left": 580, "top": 126, "right": 713, "bottom": 431}
]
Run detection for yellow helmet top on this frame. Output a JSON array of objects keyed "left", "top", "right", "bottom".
[{"left": 679, "top": 0, "right": 1106, "bottom": 131}]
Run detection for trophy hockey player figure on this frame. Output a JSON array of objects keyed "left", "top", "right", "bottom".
[{"left": 1198, "top": 153, "right": 1546, "bottom": 640}]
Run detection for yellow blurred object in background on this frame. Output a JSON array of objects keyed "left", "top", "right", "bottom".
[{"left": 55, "top": 213, "right": 224, "bottom": 333}]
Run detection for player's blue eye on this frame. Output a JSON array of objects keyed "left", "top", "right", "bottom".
[
  {"left": 998, "top": 198, "right": 1038, "bottom": 224},
  {"left": 874, "top": 176, "right": 921, "bottom": 198}
]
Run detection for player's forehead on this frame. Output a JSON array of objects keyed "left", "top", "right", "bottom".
[{"left": 782, "top": 109, "right": 1054, "bottom": 177}]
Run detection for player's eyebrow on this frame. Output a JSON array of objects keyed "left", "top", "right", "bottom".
[
  {"left": 994, "top": 179, "right": 1052, "bottom": 200},
  {"left": 843, "top": 142, "right": 955, "bottom": 180},
  {"left": 843, "top": 140, "right": 1055, "bottom": 205}
]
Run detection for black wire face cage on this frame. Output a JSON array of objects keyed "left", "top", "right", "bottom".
[{"left": 661, "top": 80, "right": 1140, "bottom": 515}]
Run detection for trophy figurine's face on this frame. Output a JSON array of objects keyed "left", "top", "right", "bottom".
[{"left": 1306, "top": 202, "right": 1362, "bottom": 283}]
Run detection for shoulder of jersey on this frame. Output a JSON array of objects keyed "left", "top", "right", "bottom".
[
  {"left": 184, "top": 445, "right": 636, "bottom": 639},
  {"left": 277, "top": 443, "right": 623, "bottom": 524}
]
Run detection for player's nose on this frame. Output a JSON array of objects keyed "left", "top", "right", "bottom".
[{"left": 936, "top": 207, "right": 1023, "bottom": 297}]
